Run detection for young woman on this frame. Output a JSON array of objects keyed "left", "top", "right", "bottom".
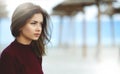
[{"left": 0, "top": 2, "right": 51, "bottom": 74}]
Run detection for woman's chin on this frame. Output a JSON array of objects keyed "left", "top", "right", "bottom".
[{"left": 32, "top": 38, "right": 39, "bottom": 40}]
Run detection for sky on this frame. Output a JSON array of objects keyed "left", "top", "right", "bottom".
[{"left": 5, "top": 0, "right": 64, "bottom": 18}]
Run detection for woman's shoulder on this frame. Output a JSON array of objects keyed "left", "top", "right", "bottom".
[{"left": 0, "top": 40, "right": 18, "bottom": 58}]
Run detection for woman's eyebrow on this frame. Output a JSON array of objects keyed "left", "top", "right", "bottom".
[
  {"left": 31, "top": 20, "right": 43, "bottom": 22},
  {"left": 31, "top": 20, "right": 38, "bottom": 22},
  {"left": 31, "top": 20, "right": 43, "bottom": 24}
]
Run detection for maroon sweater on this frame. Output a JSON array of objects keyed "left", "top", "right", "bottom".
[{"left": 0, "top": 40, "right": 43, "bottom": 74}]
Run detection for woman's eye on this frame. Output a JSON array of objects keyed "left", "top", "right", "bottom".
[
  {"left": 31, "top": 22, "right": 36, "bottom": 24},
  {"left": 30, "top": 22, "right": 37, "bottom": 26}
]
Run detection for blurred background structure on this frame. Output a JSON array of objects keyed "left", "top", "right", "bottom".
[
  {"left": 0, "top": 0, "right": 120, "bottom": 74},
  {"left": 0, "top": 0, "right": 8, "bottom": 45}
]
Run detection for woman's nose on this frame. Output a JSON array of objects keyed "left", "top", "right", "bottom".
[{"left": 36, "top": 25, "right": 42, "bottom": 32}]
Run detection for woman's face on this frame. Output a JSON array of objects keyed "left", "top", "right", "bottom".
[{"left": 19, "top": 13, "right": 43, "bottom": 41}]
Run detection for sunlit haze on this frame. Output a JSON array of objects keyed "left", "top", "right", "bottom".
[{"left": 5, "top": 0, "right": 64, "bottom": 18}]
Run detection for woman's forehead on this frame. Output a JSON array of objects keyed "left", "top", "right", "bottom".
[{"left": 28, "top": 13, "right": 43, "bottom": 22}]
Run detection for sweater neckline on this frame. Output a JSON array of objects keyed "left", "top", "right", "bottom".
[{"left": 13, "top": 39, "right": 31, "bottom": 48}]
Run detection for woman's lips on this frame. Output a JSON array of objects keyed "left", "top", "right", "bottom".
[{"left": 34, "top": 33, "right": 40, "bottom": 37}]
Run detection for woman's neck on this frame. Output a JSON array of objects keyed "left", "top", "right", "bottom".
[{"left": 16, "top": 36, "right": 32, "bottom": 45}]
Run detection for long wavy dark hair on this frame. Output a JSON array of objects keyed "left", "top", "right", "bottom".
[{"left": 10, "top": 2, "right": 51, "bottom": 57}]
